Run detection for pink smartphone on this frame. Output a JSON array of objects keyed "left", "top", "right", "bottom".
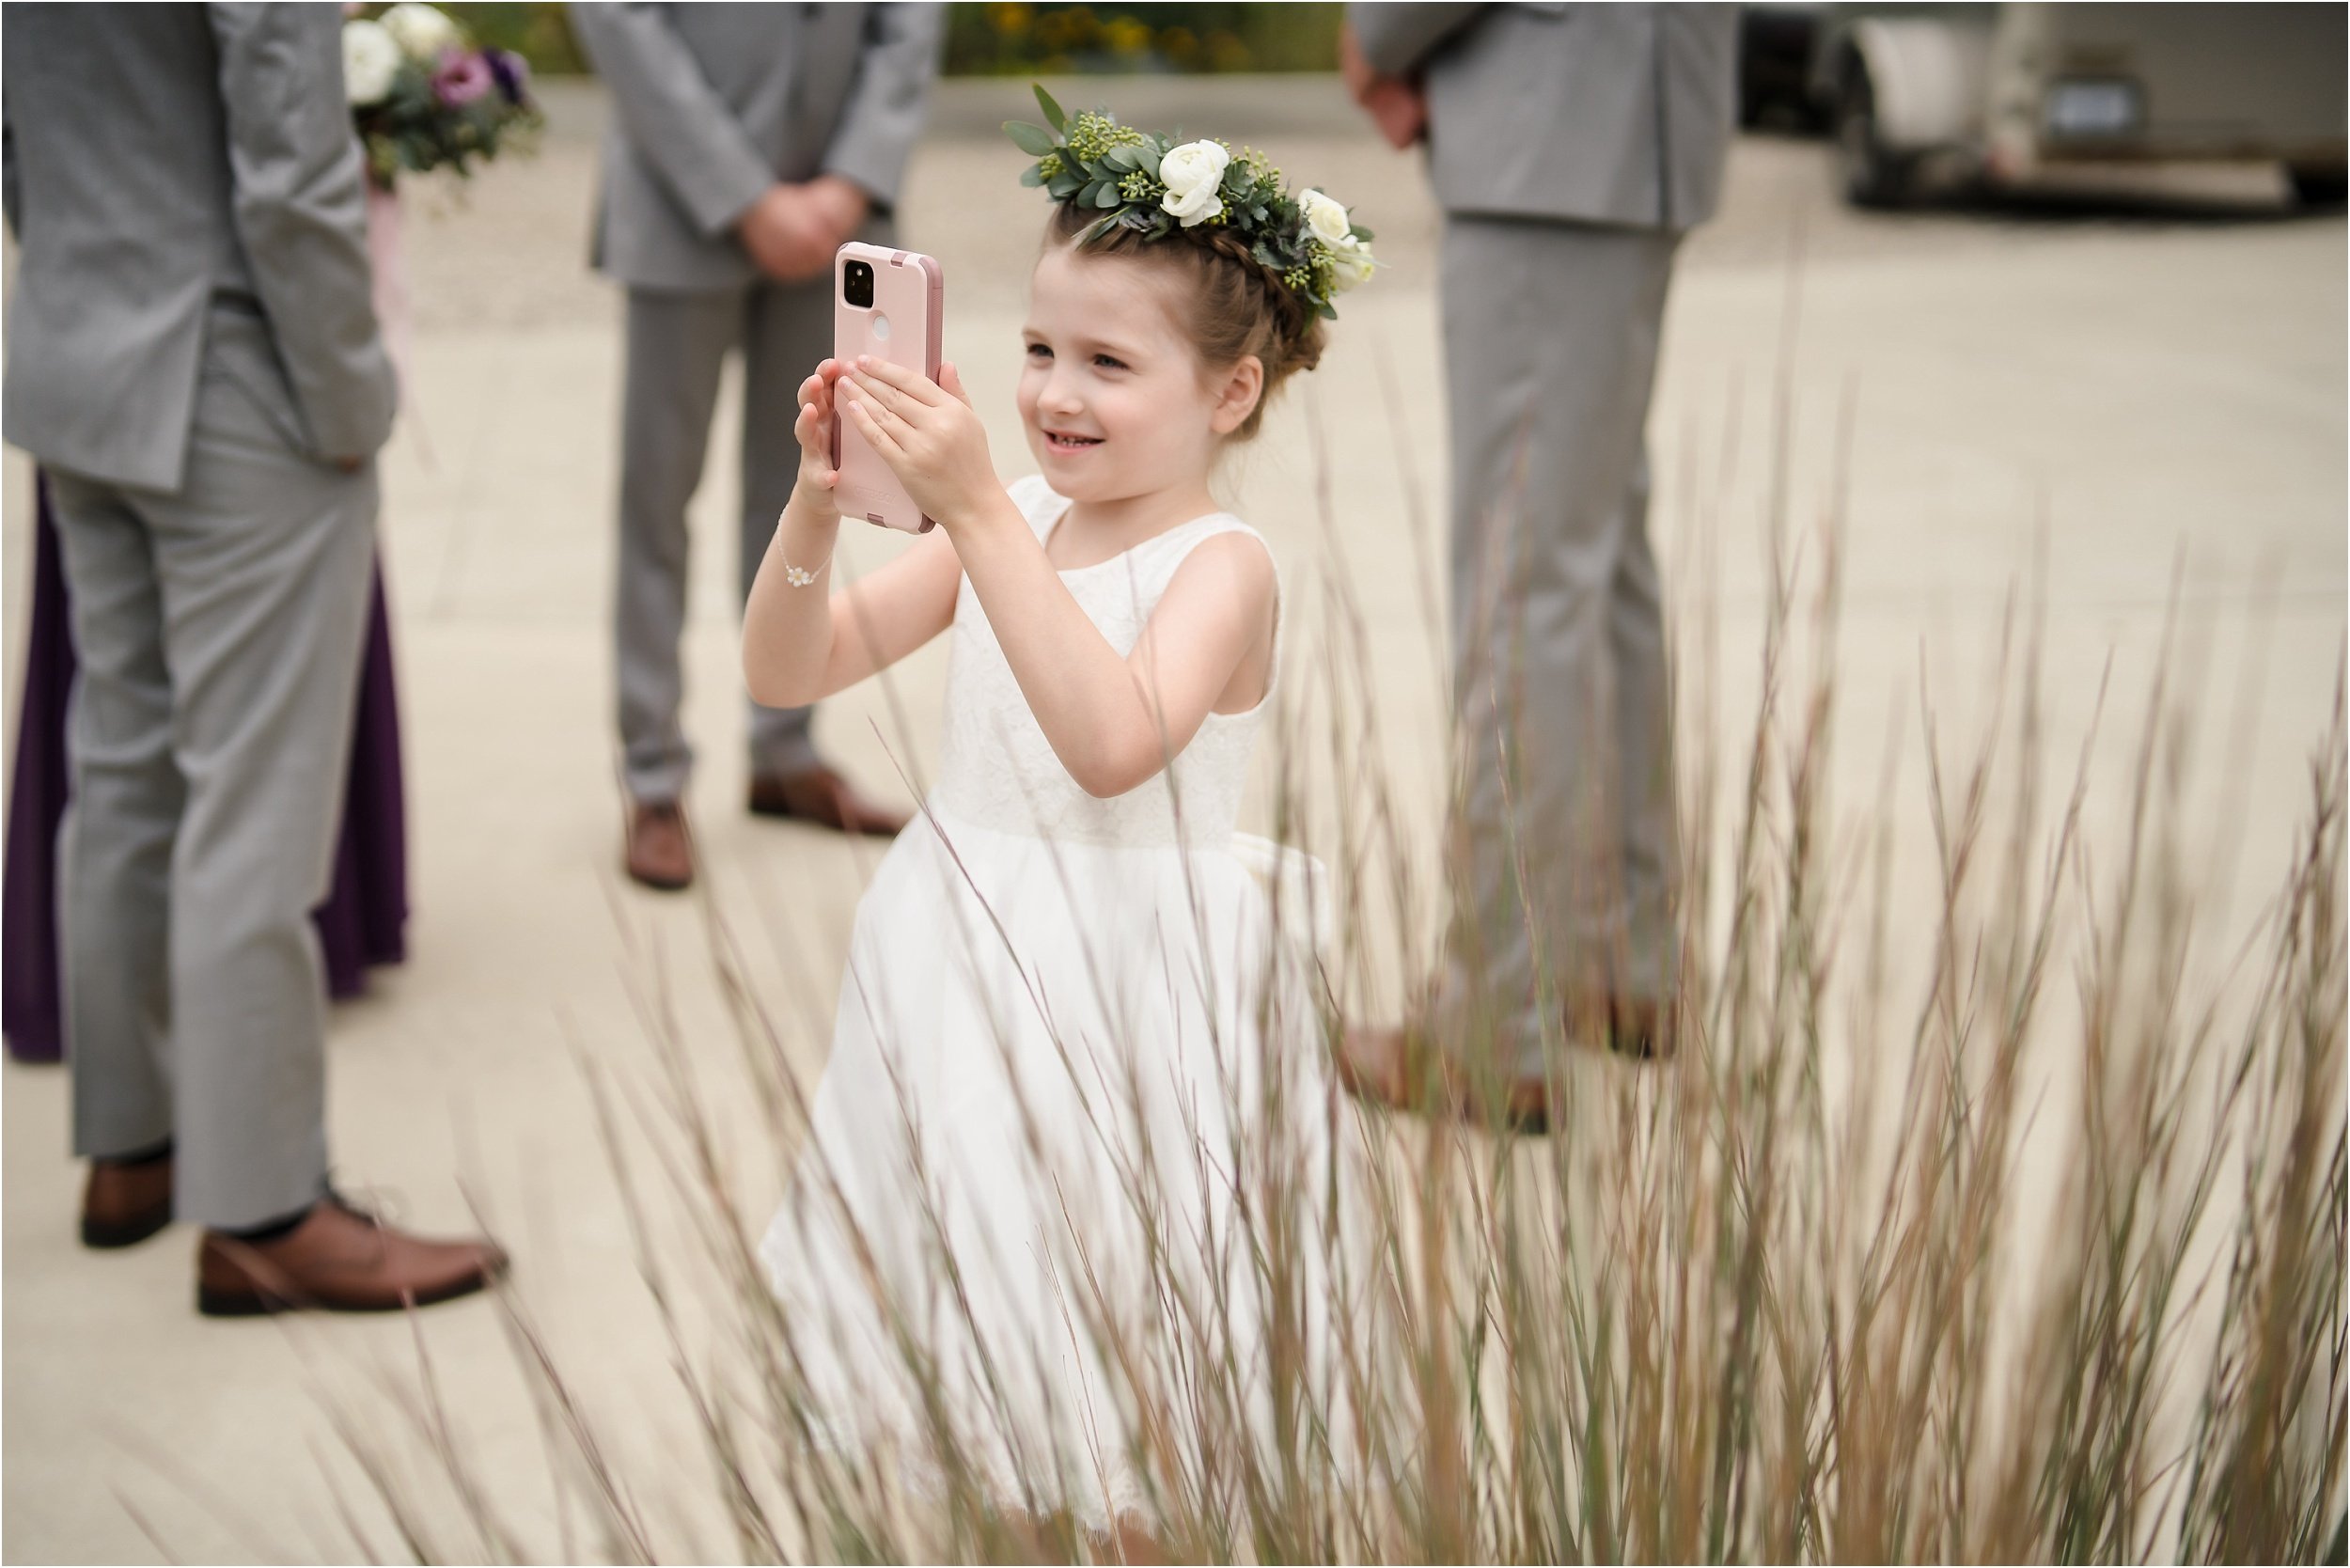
[{"left": 831, "top": 242, "right": 945, "bottom": 533}]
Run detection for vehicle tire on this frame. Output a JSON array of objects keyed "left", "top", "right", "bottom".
[
  {"left": 1837, "top": 54, "right": 1913, "bottom": 208},
  {"left": 2290, "top": 165, "right": 2347, "bottom": 209}
]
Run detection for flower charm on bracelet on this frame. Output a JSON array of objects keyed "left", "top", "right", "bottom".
[{"left": 782, "top": 554, "right": 828, "bottom": 588}]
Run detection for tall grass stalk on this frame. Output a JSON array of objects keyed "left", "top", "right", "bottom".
[{"left": 315, "top": 371, "right": 2345, "bottom": 1563}]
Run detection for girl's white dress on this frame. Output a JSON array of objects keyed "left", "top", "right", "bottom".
[{"left": 760, "top": 477, "right": 1350, "bottom": 1526}]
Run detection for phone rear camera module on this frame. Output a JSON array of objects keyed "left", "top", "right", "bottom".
[{"left": 843, "top": 259, "right": 875, "bottom": 309}]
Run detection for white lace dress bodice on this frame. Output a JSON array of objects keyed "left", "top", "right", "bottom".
[{"left": 931, "top": 475, "right": 1271, "bottom": 849}]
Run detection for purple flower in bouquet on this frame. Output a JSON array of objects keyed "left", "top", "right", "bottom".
[
  {"left": 433, "top": 48, "right": 494, "bottom": 107},
  {"left": 486, "top": 48, "right": 531, "bottom": 106}
]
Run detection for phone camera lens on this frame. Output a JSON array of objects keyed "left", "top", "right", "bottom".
[{"left": 843, "top": 260, "right": 874, "bottom": 308}]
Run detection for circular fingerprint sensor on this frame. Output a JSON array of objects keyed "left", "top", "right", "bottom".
[{"left": 870, "top": 312, "right": 892, "bottom": 344}]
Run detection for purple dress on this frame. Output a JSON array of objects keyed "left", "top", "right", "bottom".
[{"left": 2, "top": 471, "right": 408, "bottom": 1063}]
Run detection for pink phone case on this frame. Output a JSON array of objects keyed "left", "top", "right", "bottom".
[{"left": 831, "top": 242, "right": 946, "bottom": 533}]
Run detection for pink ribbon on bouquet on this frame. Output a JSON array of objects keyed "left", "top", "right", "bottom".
[
  {"left": 364, "top": 180, "right": 435, "bottom": 464},
  {"left": 366, "top": 181, "right": 413, "bottom": 383}
]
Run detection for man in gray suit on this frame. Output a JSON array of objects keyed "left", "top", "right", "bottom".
[
  {"left": 3, "top": 4, "right": 503, "bottom": 1313},
  {"left": 1338, "top": 4, "right": 1737, "bottom": 1128},
  {"left": 572, "top": 3, "right": 944, "bottom": 891}
]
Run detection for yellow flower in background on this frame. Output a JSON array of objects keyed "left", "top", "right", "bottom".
[
  {"left": 1034, "top": 6, "right": 1097, "bottom": 53},
  {"left": 948, "top": 6, "right": 1339, "bottom": 77}
]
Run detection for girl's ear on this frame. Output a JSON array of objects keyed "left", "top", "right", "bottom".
[{"left": 1208, "top": 353, "right": 1265, "bottom": 436}]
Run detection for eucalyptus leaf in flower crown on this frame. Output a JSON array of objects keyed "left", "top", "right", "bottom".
[{"left": 1004, "top": 83, "right": 1377, "bottom": 321}]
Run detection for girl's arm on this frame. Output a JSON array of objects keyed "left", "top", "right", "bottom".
[
  {"left": 959, "top": 508, "right": 1276, "bottom": 797},
  {"left": 743, "top": 361, "right": 964, "bottom": 708},
  {"left": 840, "top": 358, "right": 1277, "bottom": 799}
]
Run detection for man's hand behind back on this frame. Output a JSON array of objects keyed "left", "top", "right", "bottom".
[
  {"left": 1340, "top": 22, "right": 1429, "bottom": 151},
  {"left": 738, "top": 176, "right": 870, "bottom": 283}
]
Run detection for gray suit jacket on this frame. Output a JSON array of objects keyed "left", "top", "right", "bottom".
[
  {"left": 2, "top": 3, "right": 396, "bottom": 492},
  {"left": 572, "top": 2, "right": 944, "bottom": 293},
  {"left": 1350, "top": 2, "right": 1737, "bottom": 231}
]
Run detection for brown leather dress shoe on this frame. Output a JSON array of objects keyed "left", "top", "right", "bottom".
[
  {"left": 1458, "top": 1074, "right": 1559, "bottom": 1137},
  {"left": 624, "top": 798, "right": 694, "bottom": 891},
  {"left": 1441, "top": 996, "right": 1682, "bottom": 1132},
  {"left": 1340, "top": 1026, "right": 1558, "bottom": 1135},
  {"left": 1337, "top": 1026, "right": 1445, "bottom": 1115},
  {"left": 1606, "top": 995, "right": 1677, "bottom": 1060},
  {"left": 196, "top": 1195, "right": 508, "bottom": 1317},
  {"left": 748, "top": 763, "right": 909, "bottom": 837},
  {"left": 81, "top": 1150, "right": 175, "bottom": 1249}
]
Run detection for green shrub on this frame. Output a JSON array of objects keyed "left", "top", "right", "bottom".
[{"left": 946, "top": 4, "right": 1342, "bottom": 76}]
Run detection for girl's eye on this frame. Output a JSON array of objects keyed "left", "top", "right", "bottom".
[
  {"left": 1092, "top": 354, "right": 1127, "bottom": 371},
  {"left": 1025, "top": 343, "right": 1052, "bottom": 360}
]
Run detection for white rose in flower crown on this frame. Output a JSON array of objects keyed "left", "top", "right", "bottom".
[
  {"left": 341, "top": 20, "right": 401, "bottom": 107},
  {"left": 1327, "top": 237, "right": 1376, "bottom": 292},
  {"left": 380, "top": 2, "right": 460, "bottom": 60},
  {"left": 1158, "top": 140, "right": 1230, "bottom": 228},
  {"left": 1162, "top": 179, "right": 1224, "bottom": 227},
  {"left": 1299, "top": 188, "right": 1354, "bottom": 248}
]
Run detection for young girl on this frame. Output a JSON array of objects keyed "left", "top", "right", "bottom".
[{"left": 748, "top": 99, "right": 1376, "bottom": 1538}]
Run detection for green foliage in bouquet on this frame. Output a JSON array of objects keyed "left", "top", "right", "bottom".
[
  {"left": 344, "top": 3, "right": 542, "bottom": 189},
  {"left": 1005, "top": 84, "right": 1375, "bottom": 320}
]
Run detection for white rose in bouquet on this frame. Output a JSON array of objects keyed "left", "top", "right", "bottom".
[
  {"left": 1158, "top": 140, "right": 1230, "bottom": 228},
  {"left": 342, "top": 20, "right": 401, "bottom": 107},
  {"left": 380, "top": 2, "right": 460, "bottom": 60},
  {"left": 1298, "top": 188, "right": 1354, "bottom": 248}
]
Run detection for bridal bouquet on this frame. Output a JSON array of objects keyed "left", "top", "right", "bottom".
[{"left": 341, "top": 3, "right": 540, "bottom": 189}]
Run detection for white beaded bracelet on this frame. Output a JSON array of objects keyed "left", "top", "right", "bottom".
[{"left": 780, "top": 550, "right": 830, "bottom": 588}]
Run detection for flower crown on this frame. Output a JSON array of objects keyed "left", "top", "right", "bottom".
[{"left": 1005, "top": 85, "right": 1376, "bottom": 321}]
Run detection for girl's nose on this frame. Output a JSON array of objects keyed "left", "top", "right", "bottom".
[{"left": 1040, "top": 371, "right": 1085, "bottom": 417}]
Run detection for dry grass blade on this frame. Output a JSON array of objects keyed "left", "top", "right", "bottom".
[{"left": 278, "top": 358, "right": 2345, "bottom": 1565}]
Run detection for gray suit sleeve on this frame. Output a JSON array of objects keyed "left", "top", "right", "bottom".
[
  {"left": 819, "top": 2, "right": 946, "bottom": 210},
  {"left": 569, "top": 3, "right": 773, "bottom": 236},
  {"left": 206, "top": 4, "right": 397, "bottom": 461},
  {"left": 1348, "top": 2, "right": 1494, "bottom": 76},
  {"left": 4, "top": 103, "right": 19, "bottom": 239}
]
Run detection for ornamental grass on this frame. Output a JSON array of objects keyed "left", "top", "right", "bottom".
[{"left": 295, "top": 358, "right": 2345, "bottom": 1566}]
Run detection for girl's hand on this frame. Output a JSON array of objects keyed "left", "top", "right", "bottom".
[
  {"left": 838, "top": 357, "right": 995, "bottom": 531},
  {"left": 791, "top": 359, "right": 847, "bottom": 520}
]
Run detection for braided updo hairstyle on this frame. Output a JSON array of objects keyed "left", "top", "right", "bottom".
[{"left": 1046, "top": 200, "right": 1327, "bottom": 443}]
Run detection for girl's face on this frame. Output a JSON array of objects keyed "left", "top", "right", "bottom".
[{"left": 1017, "top": 243, "right": 1256, "bottom": 504}]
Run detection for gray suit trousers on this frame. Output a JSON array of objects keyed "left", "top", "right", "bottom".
[
  {"left": 1436, "top": 216, "right": 1681, "bottom": 1075},
  {"left": 616, "top": 261, "right": 868, "bottom": 801},
  {"left": 50, "top": 305, "right": 377, "bottom": 1230}
]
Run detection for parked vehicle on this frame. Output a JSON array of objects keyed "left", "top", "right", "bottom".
[
  {"left": 1739, "top": 2, "right": 1827, "bottom": 130},
  {"left": 1806, "top": 3, "right": 2347, "bottom": 206}
]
